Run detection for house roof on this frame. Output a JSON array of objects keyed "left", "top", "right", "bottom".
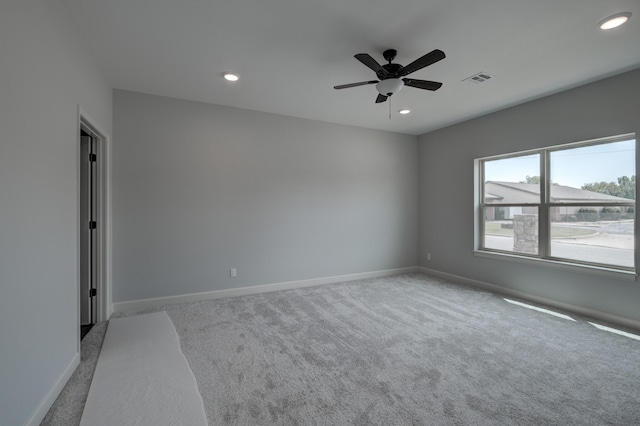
[{"left": 485, "top": 181, "right": 634, "bottom": 204}]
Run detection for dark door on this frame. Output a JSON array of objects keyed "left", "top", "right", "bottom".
[{"left": 80, "top": 130, "right": 97, "bottom": 331}]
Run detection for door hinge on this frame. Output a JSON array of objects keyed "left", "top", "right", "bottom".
[
  {"left": 89, "top": 221, "right": 97, "bottom": 229},
  {"left": 89, "top": 288, "right": 97, "bottom": 297},
  {"left": 89, "top": 153, "right": 97, "bottom": 162}
]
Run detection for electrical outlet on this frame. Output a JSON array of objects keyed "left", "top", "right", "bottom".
[
  {"left": 230, "top": 268, "right": 237, "bottom": 278},
  {"left": 427, "top": 253, "right": 431, "bottom": 261}
]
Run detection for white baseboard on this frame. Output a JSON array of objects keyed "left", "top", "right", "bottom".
[
  {"left": 25, "top": 352, "right": 80, "bottom": 426},
  {"left": 417, "top": 266, "right": 640, "bottom": 331},
  {"left": 114, "top": 265, "right": 640, "bottom": 331},
  {"left": 113, "top": 267, "right": 420, "bottom": 313}
]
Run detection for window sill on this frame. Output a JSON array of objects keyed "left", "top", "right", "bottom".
[{"left": 473, "top": 250, "right": 637, "bottom": 282}]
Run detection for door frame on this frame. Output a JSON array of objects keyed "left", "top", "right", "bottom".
[{"left": 77, "top": 105, "right": 111, "bottom": 350}]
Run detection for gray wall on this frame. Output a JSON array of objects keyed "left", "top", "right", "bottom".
[
  {"left": 112, "top": 90, "right": 418, "bottom": 302},
  {"left": 418, "top": 68, "right": 640, "bottom": 323},
  {"left": 0, "top": 1, "right": 112, "bottom": 424}
]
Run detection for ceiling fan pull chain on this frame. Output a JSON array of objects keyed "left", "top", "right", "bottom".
[{"left": 389, "top": 96, "right": 391, "bottom": 120}]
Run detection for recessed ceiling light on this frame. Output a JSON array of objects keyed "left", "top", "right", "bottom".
[
  {"left": 599, "top": 12, "right": 631, "bottom": 30},
  {"left": 398, "top": 109, "right": 411, "bottom": 115},
  {"left": 223, "top": 73, "right": 239, "bottom": 82}
]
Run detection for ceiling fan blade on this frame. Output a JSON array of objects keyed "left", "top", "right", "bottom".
[
  {"left": 402, "top": 78, "right": 443, "bottom": 91},
  {"left": 375, "top": 94, "right": 388, "bottom": 103},
  {"left": 334, "top": 80, "right": 378, "bottom": 90},
  {"left": 355, "top": 54, "right": 389, "bottom": 77},
  {"left": 399, "top": 49, "right": 446, "bottom": 77}
]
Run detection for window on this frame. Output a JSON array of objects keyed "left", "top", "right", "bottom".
[{"left": 477, "top": 134, "right": 635, "bottom": 272}]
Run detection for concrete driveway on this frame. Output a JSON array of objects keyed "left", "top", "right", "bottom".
[{"left": 485, "top": 230, "right": 634, "bottom": 268}]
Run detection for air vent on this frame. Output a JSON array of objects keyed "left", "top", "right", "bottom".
[{"left": 463, "top": 72, "right": 494, "bottom": 84}]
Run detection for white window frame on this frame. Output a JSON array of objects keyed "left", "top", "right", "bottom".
[{"left": 474, "top": 133, "right": 637, "bottom": 280}]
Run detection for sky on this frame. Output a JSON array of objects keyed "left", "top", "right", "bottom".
[{"left": 484, "top": 138, "right": 635, "bottom": 188}]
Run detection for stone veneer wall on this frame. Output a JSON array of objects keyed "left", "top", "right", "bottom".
[{"left": 513, "top": 214, "right": 538, "bottom": 254}]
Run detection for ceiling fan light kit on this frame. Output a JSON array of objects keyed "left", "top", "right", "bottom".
[
  {"left": 376, "top": 78, "right": 404, "bottom": 96},
  {"left": 334, "top": 48, "right": 446, "bottom": 104}
]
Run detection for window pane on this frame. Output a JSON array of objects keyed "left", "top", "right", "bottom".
[
  {"left": 484, "top": 207, "right": 539, "bottom": 255},
  {"left": 550, "top": 140, "right": 635, "bottom": 203},
  {"left": 549, "top": 206, "right": 634, "bottom": 268},
  {"left": 484, "top": 154, "right": 540, "bottom": 204}
]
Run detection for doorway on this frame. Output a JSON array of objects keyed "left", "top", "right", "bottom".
[{"left": 80, "top": 125, "right": 100, "bottom": 339}]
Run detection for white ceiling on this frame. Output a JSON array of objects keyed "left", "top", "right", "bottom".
[{"left": 61, "top": 0, "right": 640, "bottom": 135}]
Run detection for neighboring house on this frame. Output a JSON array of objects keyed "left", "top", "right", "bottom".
[{"left": 484, "top": 181, "right": 634, "bottom": 221}]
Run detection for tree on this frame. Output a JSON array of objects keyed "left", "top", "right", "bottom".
[
  {"left": 519, "top": 175, "right": 555, "bottom": 185},
  {"left": 581, "top": 175, "right": 635, "bottom": 200},
  {"left": 520, "top": 175, "right": 540, "bottom": 184},
  {"left": 616, "top": 175, "right": 636, "bottom": 200}
]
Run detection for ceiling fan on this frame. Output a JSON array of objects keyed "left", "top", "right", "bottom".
[{"left": 334, "top": 49, "right": 445, "bottom": 103}]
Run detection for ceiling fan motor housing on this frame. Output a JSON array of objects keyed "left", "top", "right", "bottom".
[{"left": 377, "top": 63, "right": 402, "bottom": 80}]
